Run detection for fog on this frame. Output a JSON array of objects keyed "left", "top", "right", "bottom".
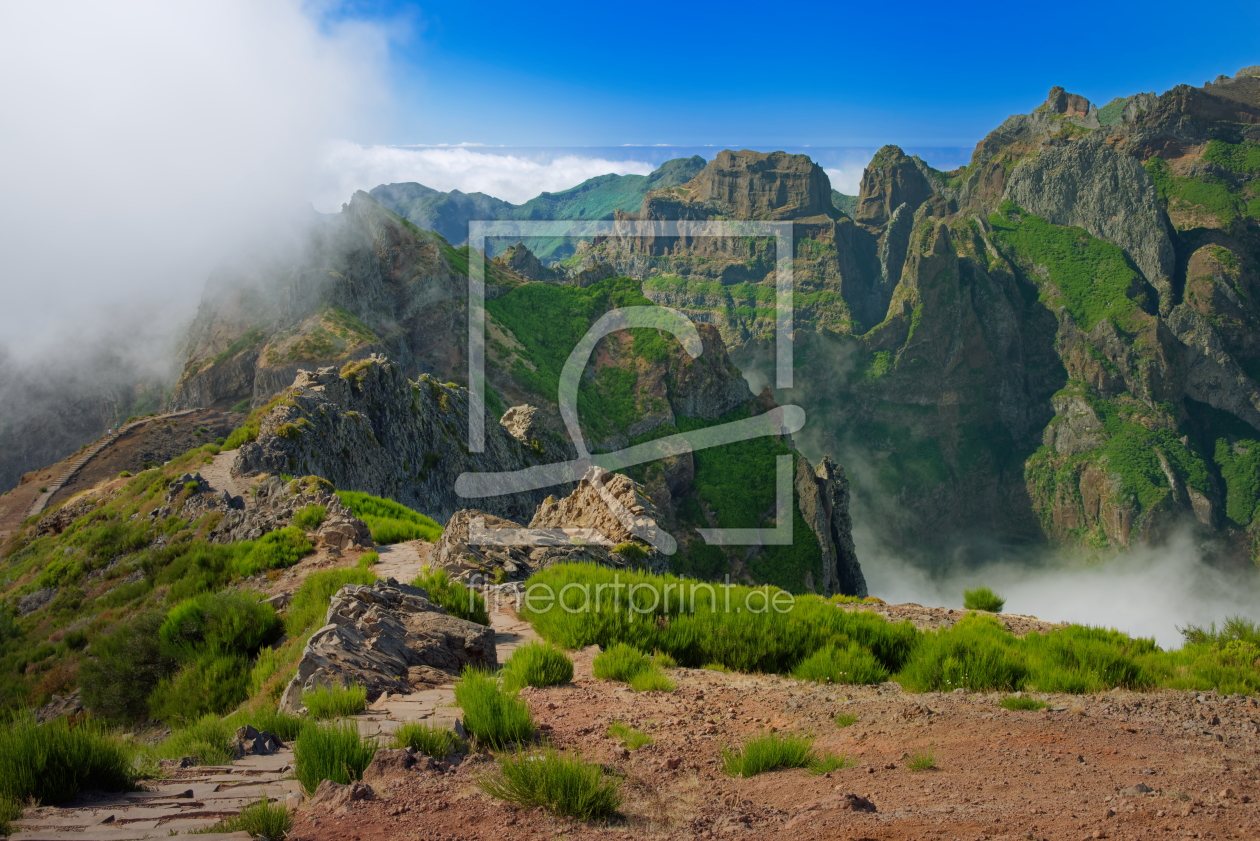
[{"left": 0, "top": 0, "right": 390, "bottom": 367}]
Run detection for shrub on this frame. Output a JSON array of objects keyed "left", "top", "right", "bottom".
[
  {"left": 611, "top": 542, "right": 647, "bottom": 564},
  {"left": 896, "top": 613, "right": 1027, "bottom": 692},
  {"left": 390, "top": 721, "right": 462, "bottom": 758},
  {"left": 1000, "top": 695, "right": 1050, "bottom": 711},
  {"left": 148, "top": 651, "right": 252, "bottom": 724},
  {"left": 234, "top": 526, "right": 313, "bottom": 577},
  {"left": 905, "top": 743, "right": 938, "bottom": 771},
  {"left": 522, "top": 564, "right": 919, "bottom": 675},
  {"left": 963, "top": 587, "right": 1005, "bottom": 613},
  {"left": 454, "top": 667, "right": 534, "bottom": 749},
  {"left": 0, "top": 714, "right": 137, "bottom": 807},
  {"left": 501, "top": 641, "right": 574, "bottom": 692},
  {"left": 79, "top": 611, "right": 176, "bottom": 723},
  {"left": 791, "top": 642, "right": 889, "bottom": 685},
  {"left": 293, "top": 720, "right": 378, "bottom": 794},
  {"left": 721, "top": 730, "right": 816, "bottom": 777},
  {"left": 302, "top": 682, "right": 367, "bottom": 719},
  {"left": 159, "top": 591, "right": 282, "bottom": 658},
  {"left": 476, "top": 748, "right": 622, "bottom": 820},
  {"left": 284, "top": 567, "right": 378, "bottom": 637},
  {"left": 653, "top": 649, "right": 678, "bottom": 669},
  {"left": 293, "top": 504, "right": 327, "bottom": 530},
  {"left": 118, "top": 471, "right": 132, "bottom": 478},
  {"left": 411, "top": 567, "right": 489, "bottom": 625},
  {"left": 607, "top": 721, "right": 651, "bottom": 750},
  {"left": 336, "top": 490, "right": 442, "bottom": 543}
]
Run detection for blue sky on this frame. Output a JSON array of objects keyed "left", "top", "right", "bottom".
[{"left": 329, "top": 0, "right": 1260, "bottom": 148}]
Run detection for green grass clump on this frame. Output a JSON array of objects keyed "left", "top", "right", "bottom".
[
  {"left": 809, "top": 752, "right": 851, "bottom": 774},
  {"left": 905, "top": 743, "right": 938, "bottom": 771},
  {"left": 159, "top": 590, "right": 282, "bottom": 656},
  {"left": 284, "top": 567, "right": 378, "bottom": 637},
  {"left": 293, "top": 720, "right": 378, "bottom": 794},
  {"left": 302, "top": 682, "right": 367, "bottom": 718},
  {"left": 592, "top": 642, "right": 651, "bottom": 682},
  {"left": 629, "top": 665, "right": 675, "bottom": 692},
  {"left": 896, "top": 613, "right": 1027, "bottom": 692},
  {"left": 501, "top": 641, "right": 574, "bottom": 692},
  {"left": 476, "top": 747, "right": 622, "bottom": 820},
  {"left": 721, "top": 730, "right": 816, "bottom": 778},
  {"left": 606, "top": 721, "right": 652, "bottom": 750},
  {"left": 146, "top": 714, "right": 236, "bottom": 766},
  {"left": 1000, "top": 695, "right": 1050, "bottom": 711},
  {"left": 233, "top": 526, "right": 313, "bottom": 577},
  {"left": 200, "top": 796, "right": 292, "bottom": 839},
  {"left": 455, "top": 668, "right": 534, "bottom": 749},
  {"left": 390, "top": 721, "right": 463, "bottom": 758},
  {"left": 0, "top": 714, "right": 138, "bottom": 807},
  {"left": 293, "top": 504, "right": 328, "bottom": 530},
  {"left": 833, "top": 712, "right": 858, "bottom": 728},
  {"left": 148, "top": 651, "right": 251, "bottom": 725},
  {"left": 357, "top": 550, "right": 379, "bottom": 569},
  {"left": 523, "top": 564, "right": 919, "bottom": 676},
  {"left": 962, "top": 587, "right": 1005, "bottom": 613},
  {"left": 243, "top": 708, "right": 309, "bottom": 744},
  {"left": 791, "top": 642, "right": 890, "bottom": 685},
  {"left": 411, "top": 567, "right": 489, "bottom": 625},
  {"left": 336, "top": 490, "right": 442, "bottom": 543}
]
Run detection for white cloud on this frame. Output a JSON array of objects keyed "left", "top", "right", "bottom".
[
  {"left": 0, "top": 0, "right": 390, "bottom": 365},
  {"left": 315, "top": 142, "right": 656, "bottom": 209},
  {"left": 825, "top": 164, "right": 866, "bottom": 196}
]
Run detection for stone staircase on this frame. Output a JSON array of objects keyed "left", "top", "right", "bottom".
[{"left": 24, "top": 410, "right": 200, "bottom": 520}]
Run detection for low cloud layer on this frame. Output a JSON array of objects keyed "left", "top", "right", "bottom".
[
  {"left": 825, "top": 165, "right": 866, "bottom": 196},
  {"left": 0, "top": 0, "right": 389, "bottom": 366},
  {"left": 858, "top": 526, "right": 1260, "bottom": 649},
  {"left": 316, "top": 143, "right": 656, "bottom": 209}
]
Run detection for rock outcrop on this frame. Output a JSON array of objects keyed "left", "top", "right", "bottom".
[
  {"left": 233, "top": 357, "right": 552, "bottom": 524},
  {"left": 675, "top": 149, "right": 835, "bottom": 220},
  {"left": 794, "top": 456, "right": 867, "bottom": 597},
  {"left": 279, "top": 578, "right": 496, "bottom": 711},
  {"left": 431, "top": 466, "right": 670, "bottom": 582}
]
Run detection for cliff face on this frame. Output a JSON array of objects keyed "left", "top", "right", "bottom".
[
  {"left": 567, "top": 69, "right": 1260, "bottom": 564},
  {"left": 232, "top": 357, "right": 550, "bottom": 524}
]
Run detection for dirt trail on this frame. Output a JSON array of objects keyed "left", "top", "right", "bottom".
[{"left": 199, "top": 450, "right": 254, "bottom": 506}]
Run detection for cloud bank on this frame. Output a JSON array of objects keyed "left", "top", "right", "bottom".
[
  {"left": 316, "top": 142, "right": 656, "bottom": 209},
  {"left": 0, "top": 0, "right": 390, "bottom": 365}
]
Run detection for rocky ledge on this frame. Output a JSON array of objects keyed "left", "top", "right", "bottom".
[{"left": 279, "top": 578, "right": 496, "bottom": 711}]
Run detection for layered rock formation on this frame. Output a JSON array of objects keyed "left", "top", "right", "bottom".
[
  {"left": 232, "top": 357, "right": 551, "bottom": 524},
  {"left": 279, "top": 578, "right": 496, "bottom": 711}
]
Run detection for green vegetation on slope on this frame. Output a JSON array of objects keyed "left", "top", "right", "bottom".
[
  {"left": 989, "top": 201, "right": 1150, "bottom": 331},
  {"left": 525, "top": 564, "right": 1260, "bottom": 696},
  {"left": 1145, "top": 157, "right": 1259, "bottom": 227},
  {"left": 335, "top": 490, "right": 443, "bottom": 543}
]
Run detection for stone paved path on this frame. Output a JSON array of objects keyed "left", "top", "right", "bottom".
[{"left": 11, "top": 571, "right": 540, "bottom": 839}]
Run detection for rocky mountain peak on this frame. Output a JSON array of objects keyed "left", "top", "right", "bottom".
[
  {"left": 1044, "top": 86, "right": 1093, "bottom": 117},
  {"left": 677, "top": 149, "right": 833, "bottom": 220},
  {"left": 854, "top": 145, "right": 935, "bottom": 230}
]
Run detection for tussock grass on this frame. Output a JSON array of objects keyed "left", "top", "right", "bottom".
[
  {"left": 721, "top": 730, "right": 816, "bottom": 778},
  {"left": 0, "top": 714, "right": 138, "bottom": 807},
  {"left": 607, "top": 721, "right": 651, "bottom": 750},
  {"left": 390, "top": 721, "right": 463, "bottom": 758},
  {"left": 963, "top": 587, "right": 1005, "bottom": 613},
  {"left": 147, "top": 714, "right": 236, "bottom": 766},
  {"left": 241, "top": 708, "right": 308, "bottom": 743},
  {"left": 285, "top": 567, "right": 378, "bottom": 637},
  {"left": 591, "top": 642, "right": 675, "bottom": 692},
  {"left": 476, "top": 747, "right": 622, "bottom": 820},
  {"left": 293, "top": 504, "right": 328, "bottom": 530},
  {"left": 833, "top": 712, "right": 858, "bottom": 728},
  {"left": 411, "top": 567, "right": 489, "bottom": 625},
  {"left": 197, "top": 796, "right": 292, "bottom": 839},
  {"left": 791, "top": 642, "right": 889, "bottom": 685},
  {"left": 293, "top": 720, "right": 378, "bottom": 794},
  {"left": 454, "top": 667, "right": 534, "bottom": 749},
  {"left": 628, "top": 664, "right": 675, "bottom": 693},
  {"left": 522, "top": 564, "right": 919, "bottom": 676},
  {"left": 1000, "top": 695, "right": 1050, "bottom": 711},
  {"left": 501, "top": 641, "right": 574, "bottom": 692},
  {"left": 302, "top": 682, "right": 367, "bottom": 718},
  {"left": 809, "top": 752, "right": 851, "bottom": 774},
  {"left": 905, "top": 743, "right": 938, "bottom": 771},
  {"left": 336, "top": 491, "right": 442, "bottom": 544}
]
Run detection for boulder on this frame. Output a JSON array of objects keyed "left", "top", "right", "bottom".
[
  {"left": 278, "top": 578, "right": 496, "bottom": 712},
  {"left": 360, "top": 747, "right": 436, "bottom": 784},
  {"left": 499, "top": 405, "right": 539, "bottom": 445},
  {"left": 309, "top": 779, "right": 374, "bottom": 811},
  {"left": 232, "top": 725, "right": 282, "bottom": 757}
]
